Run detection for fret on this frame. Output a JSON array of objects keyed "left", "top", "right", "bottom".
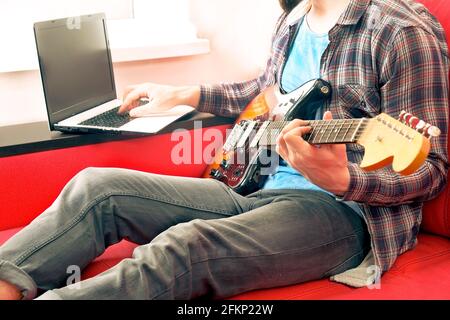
[
  {"left": 343, "top": 120, "right": 356, "bottom": 142},
  {"left": 353, "top": 119, "right": 368, "bottom": 141},
  {"left": 325, "top": 120, "right": 335, "bottom": 143},
  {"left": 308, "top": 120, "right": 336, "bottom": 144},
  {"left": 316, "top": 121, "right": 326, "bottom": 144},
  {"left": 334, "top": 121, "right": 346, "bottom": 143},
  {"left": 312, "top": 121, "right": 328, "bottom": 144},
  {"left": 342, "top": 120, "right": 354, "bottom": 143},
  {"left": 263, "top": 120, "right": 290, "bottom": 147},
  {"left": 306, "top": 124, "right": 316, "bottom": 143},
  {"left": 267, "top": 127, "right": 280, "bottom": 146},
  {"left": 256, "top": 118, "right": 367, "bottom": 147}
]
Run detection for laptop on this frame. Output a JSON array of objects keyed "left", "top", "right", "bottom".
[{"left": 34, "top": 13, "right": 194, "bottom": 134}]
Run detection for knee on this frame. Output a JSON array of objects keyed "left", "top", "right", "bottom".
[
  {"left": 169, "top": 219, "right": 212, "bottom": 243},
  {"left": 146, "top": 219, "right": 219, "bottom": 262},
  {"left": 60, "top": 167, "right": 123, "bottom": 204},
  {"left": 71, "top": 167, "right": 122, "bottom": 190}
]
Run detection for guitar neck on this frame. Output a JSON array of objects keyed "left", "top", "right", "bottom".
[{"left": 259, "top": 118, "right": 369, "bottom": 147}]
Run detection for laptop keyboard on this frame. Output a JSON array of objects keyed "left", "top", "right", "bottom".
[{"left": 79, "top": 107, "right": 131, "bottom": 128}]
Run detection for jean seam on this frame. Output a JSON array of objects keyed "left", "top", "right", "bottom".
[
  {"left": 150, "top": 232, "right": 360, "bottom": 299},
  {"left": 12, "top": 191, "right": 236, "bottom": 267},
  {"left": 192, "top": 232, "right": 361, "bottom": 265}
]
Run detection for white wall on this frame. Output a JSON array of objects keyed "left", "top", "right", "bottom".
[{"left": 0, "top": 0, "right": 281, "bottom": 126}]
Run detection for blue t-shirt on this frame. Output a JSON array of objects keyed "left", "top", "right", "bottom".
[
  {"left": 264, "top": 17, "right": 330, "bottom": 191},
  {"left": 263, "top": 17, "right": 363, "bottom": 218}
]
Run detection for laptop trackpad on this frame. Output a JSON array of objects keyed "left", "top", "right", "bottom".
[{"left": 120, "top": 105, "right": 195, "bottom": 133}]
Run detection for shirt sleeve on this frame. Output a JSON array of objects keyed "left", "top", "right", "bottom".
[
  {"left": 196, "top": 14, "right": 286, "bottom": 118},
  {"left": 341, "top": 26, "right": 449, "bottom": 206}
]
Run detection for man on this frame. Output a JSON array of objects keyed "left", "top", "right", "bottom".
[{"left": 0, "top": 0, "right": 448, "bottom": 299}]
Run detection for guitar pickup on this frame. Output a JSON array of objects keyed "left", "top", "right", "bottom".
[
  {"left": 223, "top": 122, "right": 247, "bottom": 153},
  {"left": 250, "top": 121, "right": 270, "bottom": 148},
  {"left": 236, "top": 121, "right": 257, "bottom": 148}
]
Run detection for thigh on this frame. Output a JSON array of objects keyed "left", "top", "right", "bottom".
[
  {"left": 78, "top": 168, "right": 256, "bottom": 244},
  {"left": 161, "top": 190, "right": 371, "bottom": 298}
]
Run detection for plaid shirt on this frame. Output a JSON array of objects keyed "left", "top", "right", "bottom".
[{"left": 198, "top": 0, "right": 449, "bottom": 275}]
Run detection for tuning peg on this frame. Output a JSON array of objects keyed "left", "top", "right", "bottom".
[
  {"left": 414, "top": 121, "right": 441, "bottom": 138},
  {"left": 415, "top": 120, "right": 426, "bottom": 132},
  {"left": 426, "top": 125, "right": 441, "bottom": 138},
  {"left": 399, "top": 111, "right": 416, "bottom": 127},
  {"left": 409, "top": 116, "right": 420, "bottom": 129},
  {"left": 404, "top": 114, "right": 413, "bottom": 126},
  {"left": 399, "top": 111, "right": 407, "bottom": 123},
  {"left": 410, "top": 119, "right": 419, "bottom": 128}
]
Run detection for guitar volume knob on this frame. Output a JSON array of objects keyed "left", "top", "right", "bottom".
[
  {"left": 210, "top": 169, "right": 223, "bottom": 179},
  {"left": 220, "top": 160, "right": 230, "bottom": 169}
]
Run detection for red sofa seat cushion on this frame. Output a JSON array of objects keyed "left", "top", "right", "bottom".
[{"left": 1, "top": 228, "right": 449, "bottom": 299}]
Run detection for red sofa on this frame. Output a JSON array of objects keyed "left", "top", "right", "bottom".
[{"left": 1, "top": 0, "right": 450, "bottom": 300}]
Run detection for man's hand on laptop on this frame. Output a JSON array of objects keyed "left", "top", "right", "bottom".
[{"left": 118, "top": 83, "right": 201, "bottom": 117}]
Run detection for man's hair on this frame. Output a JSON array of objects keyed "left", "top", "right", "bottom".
[{"left": 279, "top": 0, "right": 303, "bottom": 13}]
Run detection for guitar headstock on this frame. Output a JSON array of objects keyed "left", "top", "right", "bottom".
[{"left": 357, "top": 112, "right": 439, "bottom": 175}]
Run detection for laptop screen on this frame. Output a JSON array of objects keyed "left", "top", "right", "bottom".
[{"left": 34, "top": 13, "right": 116, "bottom": 126}]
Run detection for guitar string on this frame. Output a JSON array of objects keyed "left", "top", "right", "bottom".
[
  {"left": 268, "top": 120, "right": 368, "bottom": 143},
  {"left": 244, "top": 119, "right": 370, "bottom": 145}
]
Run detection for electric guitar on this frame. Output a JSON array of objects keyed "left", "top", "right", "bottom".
[{"left": 203, "top": 79, "right": 441, "bottom": 195}]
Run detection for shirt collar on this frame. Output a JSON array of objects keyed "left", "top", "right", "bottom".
[{"left": 337, "top": 0, "right": 371, "bottom": 26}]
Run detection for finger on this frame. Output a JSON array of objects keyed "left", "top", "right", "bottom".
[
  {"left": 131, "top": 99, "right": 174, "bottom": 117},
  {"left": 323, "top": 111, "right": 333, "bottom": 121},
  {"left": 281, "top": 119, "right": 309, "bottom": 135},
  {"left": 276, "top": 134, "right": 288, "bottom": 159},
  {"left": 122, "top": 85, "right": 137, "bottom": 102},
  {"left": 277, "top": 124, "right": 310, "bottom": 153},
  {"left": 277, "top": 127, "right": 311, "bottom": 160},
  {"left": 283, "top": 127, "right": 311, "bottom": 150},
  {"left": 321, "top": 111, "right": 345, "bottom": 152},
  {"left": 119, "top": 88, "right": 149, "bottom": 114},
  {"left": 120, "top": 89, "right": 147, "bottom": 113},
  {"left": 129, "top": 102, "right": 160, "bottom": 117},
  {"left": 129, "top": 104, "right": 151, "bottom": 118}
]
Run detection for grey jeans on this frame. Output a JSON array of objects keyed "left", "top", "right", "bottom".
[{"left": 0, "top": 167, "right": 370, "bottom": 300}]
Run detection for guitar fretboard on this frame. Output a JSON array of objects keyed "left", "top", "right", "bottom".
[{"left": 258, "top": 118, "right": 369, "bottom": 147}]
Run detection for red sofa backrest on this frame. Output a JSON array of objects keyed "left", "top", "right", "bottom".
[{"left": 418, "top": 0, "right": 450, "bottom": 238}]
